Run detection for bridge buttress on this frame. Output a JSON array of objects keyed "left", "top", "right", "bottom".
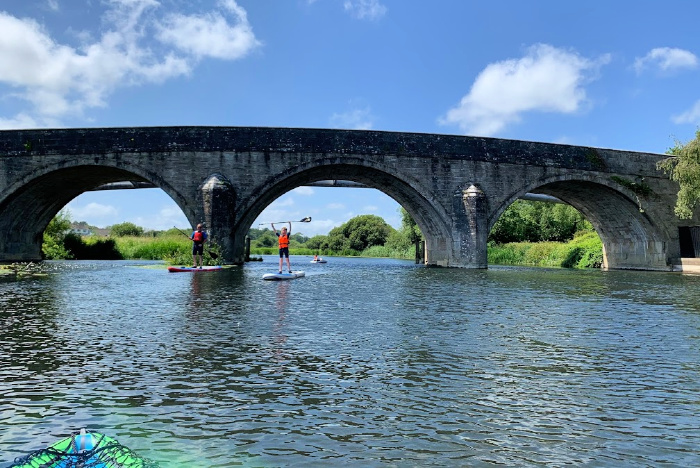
[
  {"left": 443, "top": 184, "right": 489, "bottom": 269},
  {"left": 201, "top": 174, "right": 237, "bottom": 264}
]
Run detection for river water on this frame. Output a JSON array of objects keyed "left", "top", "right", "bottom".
[{"left": 1, "top": 257, "right": 699, "bottom": 467}]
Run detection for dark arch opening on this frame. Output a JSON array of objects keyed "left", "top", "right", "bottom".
[
  {"left": 491, "top": 179, "right": 668, "bottom": 270},
  {"left": 0, "top": 166, "right": 190, "bottom": 261},
  {"left": 233, "top": 164, "right": 451, "bottom": 266}
]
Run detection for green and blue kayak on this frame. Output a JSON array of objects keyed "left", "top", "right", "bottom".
[{"left": 8, "top": 429, "right": 158, "bottom": 468}]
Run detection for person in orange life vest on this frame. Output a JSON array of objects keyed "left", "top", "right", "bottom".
[
  {"left": 272, "top": 222, "right": 292, "bottom": 273},
  {"left": 191, "top": 223, "right": 208, "bottom": 268}
]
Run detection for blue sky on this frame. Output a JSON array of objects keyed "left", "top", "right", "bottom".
[{"left": 2, "top": 0, "right": 700, "bottom": 236}]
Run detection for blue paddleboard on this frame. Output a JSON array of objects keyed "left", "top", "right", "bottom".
[{"left": 262, "top": 271, "right": 305, "bottom": 281}]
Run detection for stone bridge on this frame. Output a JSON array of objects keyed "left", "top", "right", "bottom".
[{"left": 0, "top": 126, "right": 697, "bottom": 270}]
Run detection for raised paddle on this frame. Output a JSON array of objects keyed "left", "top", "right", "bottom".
[
  {"left": 174, "top": 226, "right": 219, "bottom": 260},
  {"left": 258, "top": 216, "right": 312, "bottom": 226}
]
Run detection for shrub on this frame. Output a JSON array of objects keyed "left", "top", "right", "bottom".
[
  {"left": 109, "top": 222, "right": 144, "bottom": 237},
  {"left": 64, "top": 234, "right": 122, "bottom": 260},
  {"left": 488, "top": 231, "right": 603, "bottom": 269},
  {"left": 42, "top": 210, "right": 73, "bottom": 259}
]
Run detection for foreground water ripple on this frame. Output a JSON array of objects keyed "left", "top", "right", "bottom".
[{"left": 1, "top": 258, "right": 699, "bottom": 466}]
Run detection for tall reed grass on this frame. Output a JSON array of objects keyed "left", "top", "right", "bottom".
[
  {"left": 113, "top": 235, "right": 220, "bottom": 265},
  {"left": 114, "top": 235, "right": 190, "bottom": 260},
  {"left": 488, "top": 231, "right": 603, "bottom": 268},
  {"left": 74, "top": 230, "right": 602, "bottom": 269}
]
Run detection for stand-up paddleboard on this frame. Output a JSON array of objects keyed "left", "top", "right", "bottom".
[
  {"left": 310, "top": 259, "right": 327, "bottom": 264},
  {"left": 168, "top": 265, "right": 223, "bottom": 273},
  {"left": 262, "top": 271, "right": 305, "bottom": 281}
]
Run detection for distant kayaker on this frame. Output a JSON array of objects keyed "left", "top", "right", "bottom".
[
  {"left": 191, "top": 223, "right": 208, "bottom": 268},
  {"left": 272, "top": 222, "right": 292, "bottom": 274}
]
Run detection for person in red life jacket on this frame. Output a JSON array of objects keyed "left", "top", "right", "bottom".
[
  {"left": 272, "top": 222, "right": 292, "bottom": 273},
  {"left": 191, "top": 223, "right": 208, "bottom": 268}
]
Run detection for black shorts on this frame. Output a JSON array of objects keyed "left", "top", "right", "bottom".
[
  {"left": 192, "top": 243, "right": 204, "bottom": 255},
  {"left": 279, "top": 247, "right": 289, "bottom": 258}
]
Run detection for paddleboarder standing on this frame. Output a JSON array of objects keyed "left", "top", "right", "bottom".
[
  {"left": 191, "top": 223, "right": 208, "bottom": 268},
  {"left": 272, "top": 222, "right": 292, "bottom": 274}
]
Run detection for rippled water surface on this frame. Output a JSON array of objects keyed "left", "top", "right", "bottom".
[{"left": 1, "top": 257, "right": 699, "bottom": 467}]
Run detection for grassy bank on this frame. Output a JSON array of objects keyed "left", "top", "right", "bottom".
[
  {"left": 64, "top": 231, "right": 603, "bottom": 269},
  {"left": 110, "top": 235, "right": 220, "bottom": 266},
  {"left": 112, "top": 235, "right": 189, "bottom": 260},
  {"left": 488, "top": 231, "right": 603, "bottom": 268},
  {"left": 250, "top": 244, "right": 416, "bottom": 260}
]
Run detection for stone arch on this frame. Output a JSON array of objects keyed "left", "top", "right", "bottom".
[
  {"left": 232, "top": 160, "right": 454, "bottom": 266},
  {"left": 0, "top": 164, "right": 192, "bottom": 261},
  {"left": 491, "top": 174, "right": 670, "bottom": 270}
]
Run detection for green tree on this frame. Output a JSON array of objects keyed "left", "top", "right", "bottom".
[
  {"left": 489, "top": 200, "right": 592, "bottom": 244},
  {"left": 253, "top": 230, "right": 277, "bottom": 248},
  {"left": 109, "top": 222, "right": 144, "bottom": 237},
  {"left": 336, "top": 214, "right": 393, "bottom": 251},
  {"left": 658, "top": 129, "right": 700, "bottom": 219},
  {"left": 305, "top": 235, "right": 327, "bottom": 250},
  {"left": 287, "top": 232, "right": 309, "bottom": 249},
  {"left": 385, "top": 207, "right": 423, "bottom": 251},
  {"left": 325, "top": 228, "right": 350, "bottom": 252},
  {"left": 400, "top": 207, "right": 422, "bottom": 244},
  {"left": 489, "top": 201, "right": 538, "bottom": 243},
  {"left": 42, "top": 210, "right": 73, "bottom": 259},
  {"left": 247, "top": 227, "right": 266, "bottom": 241}
]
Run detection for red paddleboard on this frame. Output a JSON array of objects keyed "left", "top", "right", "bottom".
[{"left": 167, "top": 265, "right": 223, "bottom": 273}]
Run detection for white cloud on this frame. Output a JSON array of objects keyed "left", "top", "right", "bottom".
[
  {"left": 306, "top": 218, "right": 340, "bottom": 236},
  {"left": 155, "top": 0, "right": 260, "bottom": 60},
  {"left": 131, "top": 205, "right": 189, "bottom": 230},
  {"left": 0, "top": 0, "right": 259, "bottom": 127},
  {"left": 439, "top": 43, "right": 610, "bottom": 136},
  {"left": 634, "top": 47, "right": 698, "bottom": 74},
  {"left": 254, "top": 205, "right": 309, "bottom": 229},
  {"left": 362, "top": 205, "right": 378, "bottom": 212},
  {"left": 343, "top": 0, "right": 387, "bottom": 20},
  {"left": 0, "top": 113, "right": 40, "bottom": 130},
  {"left": 66, "top": 201, "right": 119, "bottom": 221},
  {"left": 274, "top": 198, "right": 295, "bottom": 207},
  {"left": 330, "top": 105, "right": 374, "bottom": 129},
  {"left": 293, "top": 186, "right": 315, "bottom": 196},
  {"left": 46, "top": 0, "right": 59, "bottom": 12},
  {"left": 552, "top": 135, "right": 575, "bottom": 145},
  {"left": 672, "top": 99, "right": 700, "bottom": 124},
  {"left": 326, "top": 202, "right": 345, "bottom": 209}
]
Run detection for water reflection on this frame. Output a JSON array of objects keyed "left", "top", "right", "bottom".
[
  {"left": 0, "top": 278, "right": 66, "bottom": 375},
  {"left": 1, "top": 259, "right": 699, "bottom": 467},
  {"left": 272, "top": 281, "right": 290, "bottom": 363}
]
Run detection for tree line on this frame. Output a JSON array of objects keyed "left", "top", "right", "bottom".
[
  {"left": 42, "top": 201, "right": 600, "bottom": 264},
  {"left": 248, "top": 210, "right": 421, "bottom": 257}
]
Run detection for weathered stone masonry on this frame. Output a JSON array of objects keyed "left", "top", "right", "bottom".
[{"left": 0, "top": 126, "right": 697, "bottom": 270}]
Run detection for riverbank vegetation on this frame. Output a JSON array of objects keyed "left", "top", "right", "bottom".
[
  {"left": 42, "top": 201, "right": 603, "bottom": 268},
  {"left": 486, "top": 200, "right": 603, "bottom": 268},
  {"left": 488, "top": 231, "right": 602, "bottom": 268},
  {"left": 657, "top": 129, "right": 700, "bottom": 219}
]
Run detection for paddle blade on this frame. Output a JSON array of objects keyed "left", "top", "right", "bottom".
[
  {"left": 300, "top": 217, "right": 312, "bottom": 222},
  {"left": 208, "top": 251, "right": 219, "bottom": 260}
]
